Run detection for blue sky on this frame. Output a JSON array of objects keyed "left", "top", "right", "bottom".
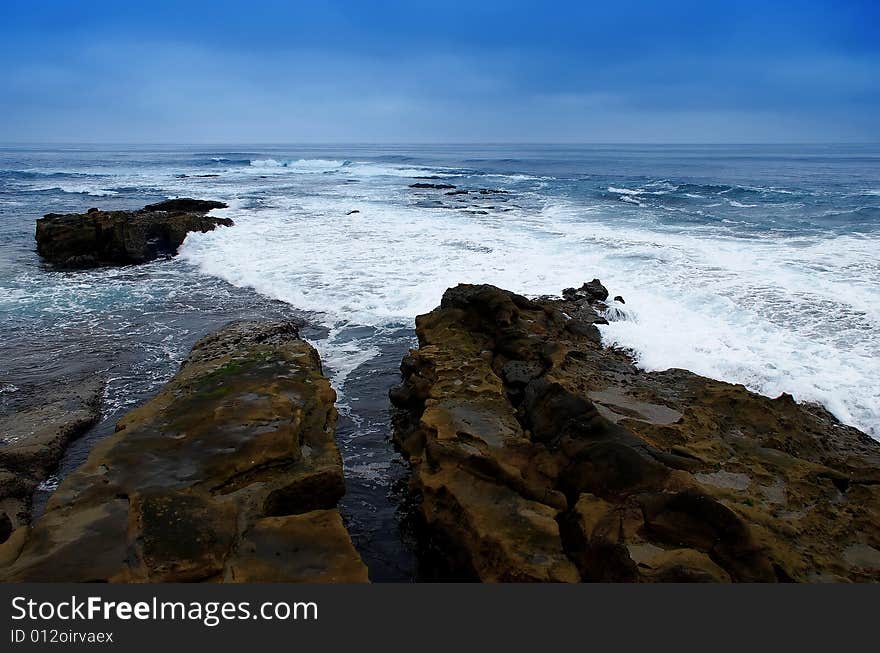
[{"left": 1, "top": 0, "right": 877, "bottom": 143}]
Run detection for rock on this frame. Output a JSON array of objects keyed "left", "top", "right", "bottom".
[
  {"left": 562, "top": 280, "right": 608, "bottom": 302},
  {"left": 227, "top": 511, "right": 370, "bottom": 582},
  {"left": 501, "top": 360, "right": 544, "bottom": 386},
  {"left": 583, "top": 279, "right": 609, "bottom": 301},
  {"left": 409, "top": 183, "right": 456, "bottom": 190},
  {"left": 1, "top": 321, "right": 368, "bottom": 582},
  {"left": 392, "top": 283, "right": 880, "bottom": 582},
  {"left": 142, "top": 198, "right": 227, "bottom": 213},
  {"left": 0, "top": 526, "right": 29, "bottom": 568},
  {"left": 0, "top": 377, "right": 103, "bottom": 541},
  {"left": 418, "top": 466, "right": 578, "bottom": 582},
  {"left": 614, "top": 295, "right": 625, "bottom": 304},
  {"left": 35, "top": 198, "right": 232, "bottom": 268},
  {"left": 0, "top": 512, "right": 11, "bottom": 543}
]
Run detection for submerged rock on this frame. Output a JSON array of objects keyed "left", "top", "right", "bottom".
[
  {"left": 391, "top": 283, "right": 880, "bottom": 582},
  {"left": 34, "top": 198, "right": 232, "bottom": 268},
  {"left": 0, "top": 377, "right": 103, "bottom": 543},
  {"left": 1, "top": 321, "right": 368, "bottom": 582}
]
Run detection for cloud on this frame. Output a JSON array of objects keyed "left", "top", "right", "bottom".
[{"left": 0, "top": 1, "right": 877, "bottom": 142}]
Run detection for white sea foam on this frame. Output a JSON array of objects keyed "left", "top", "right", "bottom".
[
  {"left": 247, "top": 157, "right": 462, "bottom": 179},
  {"left": 608, "top": 183, "right": 676, "bottom": 196},
  {"left": 37, "top": 475, "right": 61, "bottom": 492},
  {"left": 608, "top": 186, "right": 642, "bottom": 195},
  {"left": 484, "top": 172, "right": 555, "bottom": 181},
  {"left": 29, "top": 184, "right": 119, "bottom": 196},
  {"left": 728, "top": 200, "right": 758, "bottom": 208},
  {"left": 180, "top": 174, "right": 880, "bottom": 437},
  {"left": 249, "top": 158, "right": 347, "bottom": 172},
  {"left": 313, "top": 325, "right": 382, "bottom": 392}
]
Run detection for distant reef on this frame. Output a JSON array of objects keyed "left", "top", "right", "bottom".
[
  {"left": 34, "top": 198, "right": 232, "bottom": 268},
  {"left": 1, "top": 321, "right": 368, "bottom": 582},
  {"left": 390, "top": 282, "right": 880, "bottom": 582}
]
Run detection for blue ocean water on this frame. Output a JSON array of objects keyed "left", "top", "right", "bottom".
[{"left": 1, "top": 144, "right": 878, "bottom": 575}]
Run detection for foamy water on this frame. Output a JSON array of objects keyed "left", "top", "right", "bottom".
[
  {"left": 182, "top": 154, "right": 879, "bottom": 437},
  {"left": 3, "top": 145, "right": 879, "bottom": 438},
  {"left": 182, "top": 189, "right": 880, "bottom": 435}
]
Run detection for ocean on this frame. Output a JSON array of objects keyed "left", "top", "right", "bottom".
[{"left": 1, "top": 143, "right": 879, "bottom": 578}]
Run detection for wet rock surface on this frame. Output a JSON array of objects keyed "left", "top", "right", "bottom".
[
  {"left": 391, "top": 283, "right": 880, "bottom": 582},
  {"left": 35, "top": 198, "right": 233, "bottom": 268},
  {"left": 1, "top": 321, "right": 368, "bottom": 582},
  {"left": 0, "top": 378, "right": 103, "bottom": 543}
]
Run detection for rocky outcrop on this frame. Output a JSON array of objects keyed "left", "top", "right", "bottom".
[
  {"left": 142, "top": 198, "right": 227, "bottom": 213},
  {"left": 410, "top": 183, "right": 456, "bottom": 190},
  {"left": 0, "top": 378, "right": 102, "bottom": 543},
  {"left": 1, "top": 322, "right": 368, "bottom": 582},
  {"left": 34, "top": 198, "right": 232, "bottom": 268},
  {"left": 391, "top": 283, "right": 880, "bottom": 582}
]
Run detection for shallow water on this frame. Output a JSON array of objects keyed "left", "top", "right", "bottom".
[{"left": 2, "top": 144, "right": 879, "bottom": 579}]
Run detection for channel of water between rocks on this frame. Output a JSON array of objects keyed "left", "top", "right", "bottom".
[{"left": 29, "top": 316, "right": 422, "bottom": 582}]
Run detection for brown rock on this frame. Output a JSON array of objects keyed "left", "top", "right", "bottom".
[
  {"left": 392, "top": 283, "right": 880, "bottom": 582},
  {"left": 1, "top": 321, "right": 367, "bottom": 582},
  {"left": 0, "top": 377, "right": 103, "bottom": 541},
  {"left": 228, "top": 511, "right": 378, "bottom": 583},
  {"left": 34, "top": 198, "right": 232, "bottom": 268}
]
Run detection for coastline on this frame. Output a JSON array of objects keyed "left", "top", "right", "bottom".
[
  {"left": 3, "top": 145, "right": 878, "bottom": 439},
  {"left": 2, "top": 143, "right": 879, "bottom": 582},
  {"left": 2, "top": 237, "right": 878, "bottom": 579}
]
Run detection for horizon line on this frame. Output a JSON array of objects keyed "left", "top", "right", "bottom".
[{"left": 1, "top": 141, "right": 879, "bottom": 148}]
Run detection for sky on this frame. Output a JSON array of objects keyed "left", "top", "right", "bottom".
[{"left": 0, "top": 0, "right": 878, "bottom": 143}]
